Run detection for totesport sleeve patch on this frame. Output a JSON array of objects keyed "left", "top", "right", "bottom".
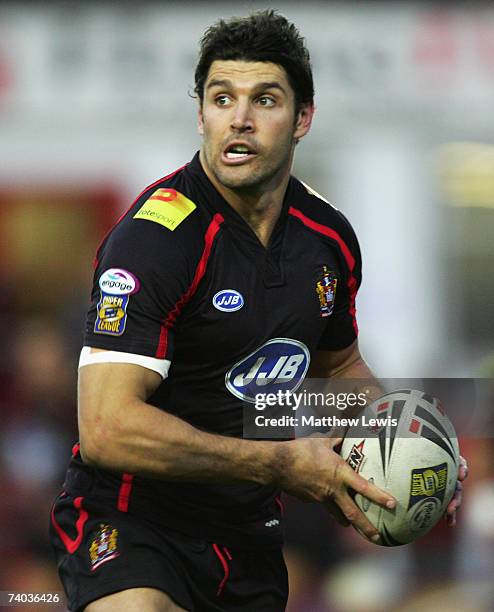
[{"left": 133, "top": 188, "right": 196, "bottom": 231}]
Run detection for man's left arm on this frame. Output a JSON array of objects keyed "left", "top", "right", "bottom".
[{"left": 309, "top": 340, "right": 468, "bottom": 526}]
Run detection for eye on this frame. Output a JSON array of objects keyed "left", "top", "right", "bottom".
[
  {"left": 215, "top": 95, "right": 232, "bottom": 106},
  {"left": 257, "top": 96, "right": 275, "bottom": 107}
]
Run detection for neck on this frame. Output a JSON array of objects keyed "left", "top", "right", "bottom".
[{"left": 199, "top": 150, "right": 292, "bottom": 247}]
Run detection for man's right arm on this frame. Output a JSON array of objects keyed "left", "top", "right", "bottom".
[
  {"left": 79, "top": 356, "right": 395, "bottom": 543},
  {"left": 79, "top": 358, "right": 280, "bottom": 485}
]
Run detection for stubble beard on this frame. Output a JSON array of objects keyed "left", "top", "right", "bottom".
[{"left": 205, "top": 137, "right": 295, "bottom": 195}]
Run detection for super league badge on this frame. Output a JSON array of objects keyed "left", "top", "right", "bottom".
[
  {"left": 89, "top": 523, "right": 120, "bottom": 571},
  {"left": 94, "top": 293, "right": 129, "bottom": 336},
  {"left": 316, "top": 266, "right": 337, "bottom": 317},
  {"left": 94, "top": 268, "right": 140, "bottom": 336}
]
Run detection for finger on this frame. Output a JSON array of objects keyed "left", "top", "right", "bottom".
[
  {"left": 327, "top": 426, "right": 348, "bottom": 440},
  {"left": 446, "top": 481, "right": 463, "bottom": 516},
  {"left": 458, "top": 456, "right": 469, "bottom": 481},
  {"left": 446, "top": 509, "right": 457, "bottom": 527},
  {"left": 335, "top": 491, "right": 380, "bottom": 542},
  {"left": 327, "top": 437, "right": 344, "bottom": 448},
  {"left": 324, "top": 499, "right": 350, "bottom": 527},
  {"left": 340, "top": 463, "right": 396, "bottom": 509}
]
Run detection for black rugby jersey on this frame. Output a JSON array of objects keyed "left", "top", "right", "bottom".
[{"left": 71, "top": 152, "right": 362, "bottom": 549}]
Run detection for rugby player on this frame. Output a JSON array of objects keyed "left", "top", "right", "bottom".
[{"left": 50, "top": 11, "right": 467, "bottom": 611}]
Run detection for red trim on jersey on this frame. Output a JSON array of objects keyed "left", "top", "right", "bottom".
[
  {"left": 156, "top": 213, "right": 224, "bottom": 358},
  {"left": 117, "top": 473, "right": 134, "bottom": 512},
  {"left": 223, "top": 546, "right": 232, "bottom": 561},
  {"left": 288, "top": 206, "right": 359, "bottom": 335},
  {"left": 213, "top": 543, "right": 231, "bottom": 596},
  {"left": 149, "top": 195, "right": 177, "bottom": 203},
  {"left": 51, "top": 496, "right": 88, "bottom": 554},
  {"left": 71, "top": 442, "right": 80, "bottom": 457},
  {"left": 93, "top": 164, "right": 187, "bottom": 269},
  {"left": 275, "top": 495, "right": 285, "bottom": 515}
]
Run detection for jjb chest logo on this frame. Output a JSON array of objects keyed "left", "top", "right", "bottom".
[
  {"left": 213, "top": 289, "right": 244, "bottom": 312},
  {"left": 225, "top": 338, "right": 310, "bottom": 403}
]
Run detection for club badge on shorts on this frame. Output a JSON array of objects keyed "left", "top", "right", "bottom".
[
  {"left": 89, "top": 523, "right": 120, "bottom": 571},
  {"left": 316, "top": 266, "right": 337, "bottom": 317}
]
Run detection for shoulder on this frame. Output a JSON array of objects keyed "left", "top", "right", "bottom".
[
  {"left": 131, "top": 163, "right": 197, "bottom": 233},
  {"left": 96, "top": 161, "right": 218, "bottom": 268},
  {"left": 288, "top": 177, "right": 361, "bottom": 267},
  {"left": 122, "top": 162, "right": 206, "bottom": 240}
]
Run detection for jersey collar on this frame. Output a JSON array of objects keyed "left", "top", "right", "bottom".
[{"left": 185, "top": 151, "right": 293, "bottom": 254}]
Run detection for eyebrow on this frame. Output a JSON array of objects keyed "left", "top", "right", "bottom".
[{"left": 206, "top": 79, "right": 287, "bottom": 95}]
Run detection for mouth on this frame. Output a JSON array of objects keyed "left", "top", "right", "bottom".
[{"left": 221, "top": 142, "right": 258, "bottom": 165}]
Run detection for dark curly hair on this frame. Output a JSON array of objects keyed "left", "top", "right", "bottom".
[{"left": 194, "top": 10, "right": 314, "bottom": 113}]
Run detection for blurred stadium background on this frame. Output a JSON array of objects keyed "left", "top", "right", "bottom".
[{"left": 0, "top": 1, "right": 493, "bottom": 610}]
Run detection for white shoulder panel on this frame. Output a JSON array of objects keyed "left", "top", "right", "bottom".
[{"left": 300, "top": 180, "right": 338, "bottom": 210}]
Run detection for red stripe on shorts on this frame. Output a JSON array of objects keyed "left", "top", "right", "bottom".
[
  {"left": 117, "top": 473, "right": 134, "bottom": 512},
  {"left": 51, "top": 496, "right": 88, "bottom": 554}
]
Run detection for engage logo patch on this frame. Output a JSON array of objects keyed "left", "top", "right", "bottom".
[
  {"left": 99, "top": 268, "right": 140, "bottom": 295},
  {"left": 225, "top": 338, "right": 310, "bottom": 403}
]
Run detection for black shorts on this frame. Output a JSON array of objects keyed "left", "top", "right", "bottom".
[{"left": 49, "top": 491, "right": 288, "bottom": 612}]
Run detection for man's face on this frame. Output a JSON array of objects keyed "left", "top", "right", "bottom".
[{"left": 198, "top": 60, "right": 313, "bottom": 193}]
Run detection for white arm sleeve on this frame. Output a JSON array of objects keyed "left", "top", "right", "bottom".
[{"left": 78, "top": 346, "right": 171, "bottom": 379}]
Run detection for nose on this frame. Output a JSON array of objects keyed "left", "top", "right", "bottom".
[{"left": 231, "top": 99, "right": 254, "bottom": 132}]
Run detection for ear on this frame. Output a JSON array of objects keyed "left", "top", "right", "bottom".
[
  {"left": 197, "top": 102, "right": 204, "bottom": 135},
  {"left": 294, "top": 103, "right": 315, "bottom": 141}
]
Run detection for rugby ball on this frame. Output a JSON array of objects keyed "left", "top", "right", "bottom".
[{"left": 340, "top": 389, "right": 459, "bottom": 546}]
